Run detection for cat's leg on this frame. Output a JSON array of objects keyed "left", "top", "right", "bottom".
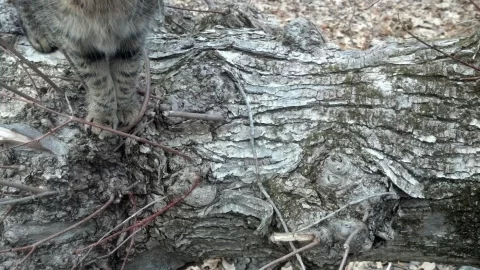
[
  {"left": 110, "top": 41, "right": 144, "bottom": 127},
  {"left": 67, "top": 47, "right": 118, "bottom": 138},
  {"left": 13, "top": 1, "right": 56, "bottom": 53}
]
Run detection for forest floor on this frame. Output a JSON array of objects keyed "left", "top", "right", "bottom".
[{"left": 169, "top": 0, "right": 479, "bottom": 50}]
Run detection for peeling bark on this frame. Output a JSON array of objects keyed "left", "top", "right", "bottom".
[{"left": 1, "top": 1, "right": 479, "bottom": 269}]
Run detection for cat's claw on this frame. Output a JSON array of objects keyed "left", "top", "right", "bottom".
[
  {"left": 85, "top": 110, "right": 119, "bottom": 139},
  {"left": 117, "top": 100, "right": 140, "bottom": 128}
]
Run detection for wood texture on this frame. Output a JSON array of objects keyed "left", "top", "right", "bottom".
[{"left": 1, "top": 2, "right": 479, "bottom": 269}]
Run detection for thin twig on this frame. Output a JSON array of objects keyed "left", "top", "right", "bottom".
[
  {"left": 258, "top": 238, "right": 321, "bottom": 270},
  {"left": 0, "top": 44, "right": 41, "bottom": 96},
  {"left": 469, "top": 0, "right": 480, "bottom": 12},
  {"left": 338, "top": 226, "right": 364, "bottom": 270},
  {"left": 0, "top": 180, "right": 52, "bottom": 194},
  {"left": 74, "top": 176, "right": 200, "bottom": 254},
  {"left": 473, "top": 41, "right": 480, "bottom": 60},
  {"left": 401, "top": 19, "right": 480, "bottom": 72},
  {"left": 166, "top": 4, "right": 226, "bottom": 14},
  {"left": 269, "top": 232, "right": 316, "bottom": 242},
  {"left": 65, "top": 92, "right": 74, "bottom": 115},
  {"left": 72, "top": 195, "right": 166, "bottom": 267},
  {"left": 359, "top": 0, "right": 383, "bottom": 10},
  {"left": 114, "top": 119, "right": 154, "bottom": 152},
  {"left": 93, "top": 225, "right": 142, "bottom": 263},
  {"left": 122, "top": 181, "right": 141, "bottom": 193},
  {"left": 119, "top": 227, "right": 137, "bottom": 270},
  {"left": 1, "top": 118, "right": 72, "bottom": 153},
  {"left": 5, "top": 74, "right": 79, "bottom": 82},
  {"left": 257, "top": 183, "right": 306, "bottom": 270},
  {"left": 22, "top": 63, "right": 41, "bottom": 96},
  {"left": 163, "top": 111, "right": 224, "bottom": 121},
  {"left": 229, "top": 69, "right": 306, "bottom": 270},
  {"left": 0, "top": 81, "right": 42, "bottom": 104},
  {"left": 0, "top": 191, "right": 59, "bottom": 206},
  {"left": 119, "top": 194, "right": 138, "bottom": 270},
  {"left": 0, "top": 93, "right": 192, "bottom": 161},
  {"left": 0, "top": 165, "right": 23, "bottom": 170},
  {"left": 15, "top": 248, "right": 36, "bottom": 270},
  {"left": 461, "top": 76, "right": 480, "bottom": 81},
  {"left": 297, "top": 192, "right": 396, "bottom": 231},
  {"left": 0, "top": 39, "right": 62, "bottom": 93}
]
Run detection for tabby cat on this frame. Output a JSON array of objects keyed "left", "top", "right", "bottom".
[{"left": 12, "top": 0, "right": 158, "bottom": 137}]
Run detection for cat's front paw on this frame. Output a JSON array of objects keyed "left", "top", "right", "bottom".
[
  {"left": 117, "top": 99, "right": 140, "bottom": 128},
  {"left": 85, "top": 108, "right": 119, "bottom": 139},
  {"left": 27, "top": 35, "right": 56, "bottom": 53},
  {"left": 19, "top": 21, "right": 56, "bottom": 53}
]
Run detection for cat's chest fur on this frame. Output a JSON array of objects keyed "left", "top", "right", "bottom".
[
  {"left": 57, "top": 0, "right": 152, "bottom": 54},
  {"left": 13, "top": 0, "right": 158, "bottom": 137}
]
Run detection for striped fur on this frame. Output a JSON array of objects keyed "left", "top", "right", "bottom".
[{"left": 13, "top": 0, "right": 158, "bottom": 137}]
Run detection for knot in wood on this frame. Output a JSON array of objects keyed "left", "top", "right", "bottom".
[{"left": 316, "top": 153, "right": 356, "bottom": 192}]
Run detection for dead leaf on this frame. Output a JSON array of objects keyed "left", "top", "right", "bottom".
[
  {"left": 419, "top": 262, "right": 436, "bottom": 270},
  {"left": 170, "top": 0, "right": 479, "bottom": 50},
  {"left": 221, "top": 258, "right": 235, "bottom": 270},
  {"left": 280, "top": 262, "right": 293, "bottom": 270},
  {"left": 0, "top": 126, "right": 49, "bottom": 152},
  {"left": 202, "top": 258, "right": 222, "bottom": 270}
]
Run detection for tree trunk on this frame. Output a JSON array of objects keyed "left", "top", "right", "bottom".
[{"left": 1, "top": 2, "right": 479, "bottom": 269}]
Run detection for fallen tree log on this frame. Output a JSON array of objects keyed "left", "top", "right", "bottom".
[{"left": 1, "top": 2, "right": 479, "bottom": 269}]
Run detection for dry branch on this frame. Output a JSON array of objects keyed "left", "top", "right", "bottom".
[
  {"left": 338, "top": 226, "right": 364, "bottom": 270},
  {"left": 0, "top": 39, "right": 62, "bottom": 93},
  {"left": 258, "top": 238, "right": 321, "bottom": 270},
  {"left": 0, "top": 180, "right": 53, "bottom": 194},
  {"left": 0, "top": 191, "right": 59, "bottom": 206}
]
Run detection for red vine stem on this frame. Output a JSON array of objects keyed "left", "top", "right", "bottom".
[{"left": 74, "top": 175, "right": 201, "bottom": 254}]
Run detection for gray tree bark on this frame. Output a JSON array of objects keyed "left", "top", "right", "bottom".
[{"left": 1, "top": 1, "right": 479, "bottom": 269}]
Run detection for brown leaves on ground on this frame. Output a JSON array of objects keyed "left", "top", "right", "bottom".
[{"left": 170, "top": 0, "right": 479, "bottom": 49}]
